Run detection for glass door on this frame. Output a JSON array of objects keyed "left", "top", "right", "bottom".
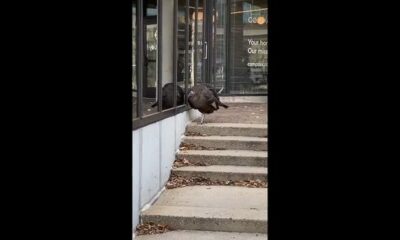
[
  {"left": 197, "top": 0, "right": 225, "bottom": 90},
  {"left": 198, "top": 0, "right": 268, "bottom": 95},
  {"left": 228, "top": 0, "right": 268, "bottom": 94},
  {"left": 211, "top": 0, "right": 227, "bottom": 92}
]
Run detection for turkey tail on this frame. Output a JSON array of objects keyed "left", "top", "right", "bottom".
[
  {"left": 218, "top": 100, "right": 229, "bottom": 108},
  {"left": 220, "top": 103, "right": 229, "bottom": 108}
]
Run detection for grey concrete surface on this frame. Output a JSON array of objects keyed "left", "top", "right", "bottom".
[
  {"left": 186, "top": 123, "right": 267, "bottom": 137},
  {"left": 182, "top": 135, "right": 267, "bottom": 151},
  {"left": 135, "top": 230, "right": 267, "bottom": 240},
  {"left": 172, "top": 165, "right": 267, "bottom": 181},
  {"left": 137, "top": 103, "right": 268, "bottom": 235},
  {"left": 141, "top": 186, "right": 267, "bottom": 233},
  {"left": 177, "top": 150, "right": 267, "bottom": 167},
  {"left": 150, "top": 186, "right": 267, "bottom": 208}
]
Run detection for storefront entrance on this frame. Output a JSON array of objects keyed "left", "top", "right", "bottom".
[
  {"left": 133, "top": 0, "right": 268, "bottom": 119},
  {"left": 193, "top": 0, "right": 267, "bottom": 95}
]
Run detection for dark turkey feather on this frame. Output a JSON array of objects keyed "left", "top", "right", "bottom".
[
  {"left": 151, "top": 83, "right": 184, "bottom": 110},
  {"left": 187, "top": 84, "right": 229, "bottom": 117}
]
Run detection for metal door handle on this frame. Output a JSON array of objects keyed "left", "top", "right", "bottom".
[{"left": 203, "top": 41, "right": 208, "bottom": 60}]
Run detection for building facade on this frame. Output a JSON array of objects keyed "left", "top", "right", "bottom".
[{"left": 132, "top": 0, "right": 267, "bottom": 230}]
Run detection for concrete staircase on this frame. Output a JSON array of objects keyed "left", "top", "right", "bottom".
[{"left": 138, "top": 122, "right": 268, "bottom": 239}]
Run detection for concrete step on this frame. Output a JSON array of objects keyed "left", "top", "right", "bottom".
[
  {"left": 177, "top": 149, "right": 267, "bottom": 167},
  {"left": 141, "top": 186, "right": 267, "bottom": 233},
  {"left": 172, "top": 165, "right": 267, "bottom": 181},
  {"left": 186, "top": 123, "right": 267, "bottom": 137},
  {"left": 182, "top": 136, "right": 267, "bottom": 151},
  {"left": 135, "top": 230, "right": 267, "bottom": 240}
]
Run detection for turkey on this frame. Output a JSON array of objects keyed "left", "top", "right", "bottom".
[
  {"left": 187, "top": 84, "right": 229, "bottom": 124},
  {"left": 151, "top": 83, "right": 185, "bottom": 110}
]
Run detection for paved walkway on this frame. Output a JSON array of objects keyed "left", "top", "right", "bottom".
[{"left": 136, "top": 102, "right": 267, "bottom": 239}]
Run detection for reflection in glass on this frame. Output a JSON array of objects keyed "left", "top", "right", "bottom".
[
  {"left": 177, "top": 0, "right": 187, "bottom": 105},
  {"left": 188, "top": 0, "right": 195, "bottom": 89},
  {"left": 213, "top": 0, "right": 227, "bottom": 92},
  {"left": 229, "top": 0, "right": 267, "bottom": 94},
  {"left": 142, "top": 0, "right": 159, "bottom": 116},
  {"left": 195, "top": 0, "right": 204, "bottom": 84}
]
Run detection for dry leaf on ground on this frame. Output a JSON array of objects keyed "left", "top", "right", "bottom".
[
  {"left": 166, "top": 174, "right": 267, "bottom": 189},
  {"left": 136, "top": 222, "right": 171, "bottom": 235}
]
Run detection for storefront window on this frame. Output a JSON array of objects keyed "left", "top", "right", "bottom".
[
  {"left": 142, "top": 0, "right": 159, "bottom": 116},
  {"left": 188, "top": 0, "right": 195, "bottom": 89},
  {"left": 177, "top": 0, "right": 187, "bottom": 106},
  {"left": 133, "top": 0, "right": 199, "bottom": 129},
  {"left": 229, "top": 0, "right": 267, "bottom": 94}
]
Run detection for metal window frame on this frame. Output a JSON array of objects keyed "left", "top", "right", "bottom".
[
  {"left": 205, "top": 0, "right": 212, "bottom": 86},
  {"left": 137, "top": 0, "right": 144, "bottom": 119},
  {"left": 133, "top": 105, "right": 189, "bottom": 129},
  {"left": 157, "top": 0, "right": 163, "bottom": 111},
  {"left": 225, "top": 0, "right": 230, "bottom": 93},
  {"left": 201, "top": 0, "right": 206, "bottom": 84},
  {"left": 211, "top": 0, "right": 217, "bottom": 89},
  {"left": 194, "top": 0, "right": 198, "bottom": 85},
  {"left": 133, "top": 1, "right": 139, "bottom": 119},
  {"left": 173, "top": 0, "right": 178, "bottom": 108},
  {"left": 185, "top": 0, "right": 189, "bottom": 105}
]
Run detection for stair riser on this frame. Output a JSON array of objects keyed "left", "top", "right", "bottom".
[
  {"left": 182, "top": 139, "right": 267, "bottom": 151},
  {"left": 172, "top": 170, "right": 267, "bottom": 182},
  {"left": 141, "top": 215, "right": 267, "bottom": 234},
  {"left": 186, "top": 126, "right": 267, "bottom": 137},
  {"left": 177, "top": 153, "right": 267, "bottom": 167}
]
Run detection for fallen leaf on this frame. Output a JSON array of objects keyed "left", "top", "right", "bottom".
[{"left": 136, "top": 222, "right": 171, "bottom": 236}]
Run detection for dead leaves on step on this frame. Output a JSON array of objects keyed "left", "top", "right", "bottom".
[
  {"left": 166, "top": 173, "right": 267, "bottom": 189},
  {"left": 136, "top": 222, "right": 171, "bottom": 236},
  {"left": 171, "top": 159, "right": 267, "bottom": 188},
  {"left": 179, "top": 142, "right": 226, "bottom": 151},
  {"left": 173, "top": 158, "right": 208, "bottom": 168},
  {"left": 185, "top": 131, "right": 208, "bottom": 136}
]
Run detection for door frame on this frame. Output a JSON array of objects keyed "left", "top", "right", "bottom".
[
  {"left": 199, "top": 0, "right": 220, "bottom": 89},
  {"left": 192, "top": 0, "right": 212, "bottom": 86}
]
